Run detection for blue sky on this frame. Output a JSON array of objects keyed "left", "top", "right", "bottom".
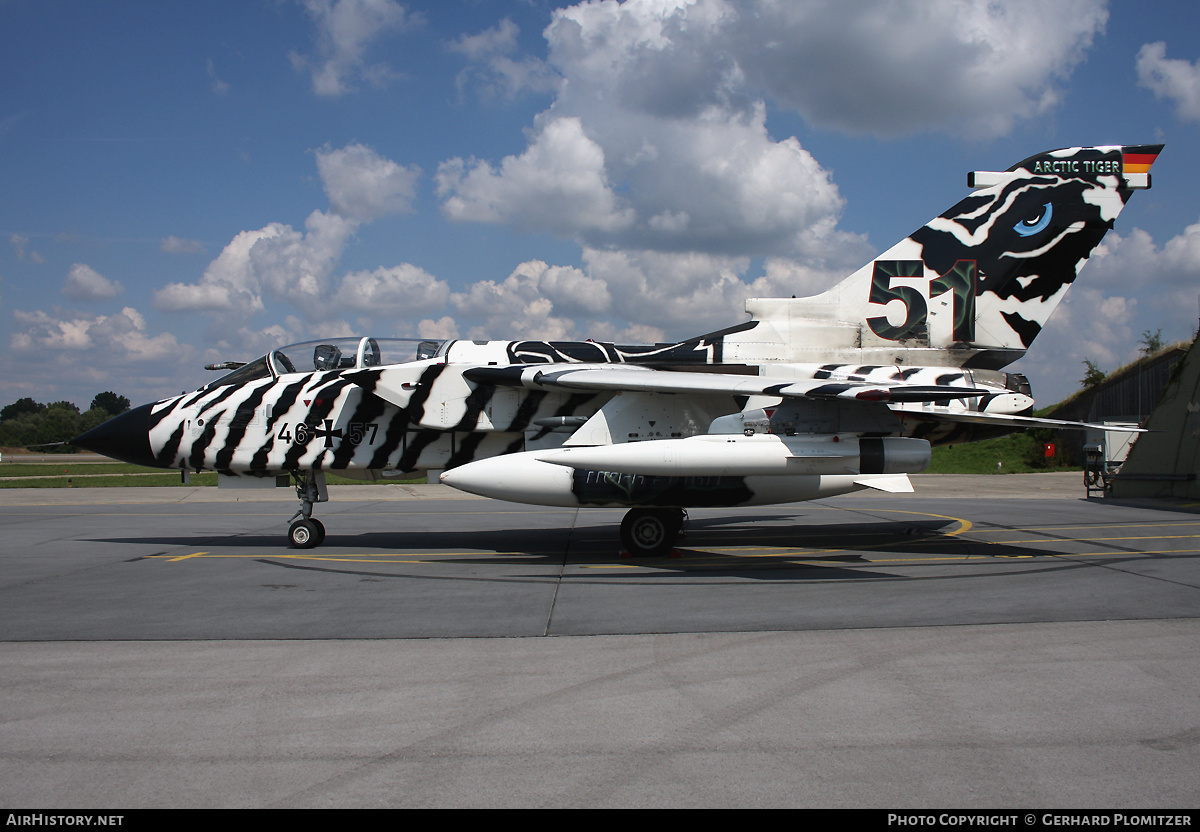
[{"left": 3, "top": 0, "right": 1200, "bottom": 408}]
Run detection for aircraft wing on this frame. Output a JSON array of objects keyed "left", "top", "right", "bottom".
[
  {"left": 892, "top": 407, "right": 1147, "bottom": 433},
  {"left": 462, "top": 365, "right": 989, "bottom": 404}
]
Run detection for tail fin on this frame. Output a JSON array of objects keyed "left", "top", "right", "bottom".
[{"left": 741, "top": 144, "right": 1163, "bottom": 369}]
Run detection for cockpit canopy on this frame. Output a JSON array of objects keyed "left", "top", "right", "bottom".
[{"left": 205, "top": 337, "right": 447, "bottom": 389}]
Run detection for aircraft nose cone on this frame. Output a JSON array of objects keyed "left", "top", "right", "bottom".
[{"left": 71, "top": 402, "right": 160, "bottom": 467}]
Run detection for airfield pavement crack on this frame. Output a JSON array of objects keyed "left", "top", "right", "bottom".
[
  {"left": 1041, "top": 552, "right": 1200, "bottom": 591},
  {"left": 542, "top": 508, "right": 579, "bottom": 637},
  {"left": 258, "top": 629, "right": 812, "bottom": 808},
  {"left": 958, "top": 516, "right": 1200, "bottom": 592}
]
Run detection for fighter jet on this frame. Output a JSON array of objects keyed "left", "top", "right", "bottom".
[{"left": 74, "top": 144, "right": 1160, "bottom": 555}]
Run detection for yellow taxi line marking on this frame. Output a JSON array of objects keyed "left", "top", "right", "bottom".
[
  {"left": 584, "top": 549, "right": 1200, "bottom": 569},
  {"left": 691, "top": 553, "right": 989, "bottom": 563},
  {"left": 827, "top": 531, "right": 1200, "bottom": 549},
  {"left": 860, "top": 549, "right": 1200, "bottom": 562},
  {"left": 849, "top": 508, "right": 974, "bottom": 537},
  {"left": 814, "top": 506, "right": 972, "bottom": 537},
  {"left": 167, "top": 551, "right": 208, "bottom": 561},
  {"left": 154, "top": 540, "right": 1200, "bottom": 563},
  {"left": 958, "top": 534, "right": 1200, "bottom": 545},
  {"left": 151, "top": 551, "right": 548, "bottom": 563},
  {"left": 152, "top": 550, "right": 544, "bottom": 559},
  {"left": 150, "top": 546, "right": 1200, "bottom": 569},
  {"left": 968, "top": 521, "right": 1200, "bottom": 533},
  {"left": 283, "top": 556, "right": 451, "bottom": 564},
  {"left": 864, "top": 548, "right": 1199, "bottom": 561}
]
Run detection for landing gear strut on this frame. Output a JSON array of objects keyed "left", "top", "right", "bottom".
[
  {"left": 620, "top": 507, "right": 686, "bottom": 557},
  {"left": 288, "top": 470, "right": 328, "bottom": 548}
]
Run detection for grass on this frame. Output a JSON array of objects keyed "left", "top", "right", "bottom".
[
  {"left": 0, "top": 472, "right": 221, "bottom": 488},
  {"left": 0, "top": 461, "right": 423, "bottom": 488},
  {"left": 927, "top": 432, "right": 1080, "bottom": 475},
  {"left": 1, "top": 462, "right": 176, "bottom": 477}
]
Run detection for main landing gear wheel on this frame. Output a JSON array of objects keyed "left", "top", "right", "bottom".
[
  {"left": 620, "top": 507, "right": 686, "bottom": 558},
  {"left": 289, "top": 517, "right": 325, "bottom": 549}
]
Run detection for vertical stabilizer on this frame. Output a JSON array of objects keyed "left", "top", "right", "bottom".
[{"left": 736, "top": 145, "right": 1162, "bottom": 369}]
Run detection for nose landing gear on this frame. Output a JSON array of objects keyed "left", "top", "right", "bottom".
[{"left": 288, "top": 470, "right": 328, "bottom": 548}]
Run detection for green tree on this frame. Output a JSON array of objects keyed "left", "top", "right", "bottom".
[
  {"left": 0, "top": 412, "right": 41, "bottom": 447},
  {"left": 35, "top": 403, "right": 82, "bottom": 451},
  {"left": 90, "top": 392, "right": 130, "bottom": 415},
  {"left": 77, "top": 407, "right": 114, "bottom": 434},
  {"left": 0, "top": 397, "right": 45, "bottom": 422},
  {"left": 1139, "top": 328, "right": 1164, "bottom": 356},
  {"left": 1080, "top": 359, "right": 1106, "bottom": 388},
  {"left": 0, "top": 397, "right": 113, "bottom": 451}
]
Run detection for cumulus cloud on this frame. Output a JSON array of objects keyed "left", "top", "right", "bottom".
[
  {"left": 12, "top": 307, "right": 180, "bottom": 362},
  {"left": 315, "top": 143, "right": 420, "bottom": 220},
  {"left": 731, "top": 0, "right": 1107, "bottom": 137},
  {"left": 417, "top": 316, "right": 460, "bottom": 340},
  {"left": 161, "top": 236, "right": 205, "bottom": 254},
  {"left": 415, "top": 213, "right": 1192, "bottom": 402},
  {"left": 290, "top": 0, "right": 419, "bottom": 96},
  {"left": 449, "top": 18, "right": 560, "bottom": 100},
  {"left": 62, "top": 263, "right": 123, "bottom": 301},
  {"left": 154, "top": 210, "right": 357, "bottom": 319},
  {"left": 454, "top": 259, "right": 609, "bottom": 322},
  {"left": 435, "top": 248, "right": 858, "bottom": 345},
  {"left": 9, "top": 233, "right": 44, "bottom": 264},
  {"left": 580, "top": 248, "right": 760, "bottom": 334},
  {"left": 249, "top": 210, "right": 359, "bottom": 315},
  {"left": 1162, "top": 219, "right": 1200, "bottom": 271},
  {"left": 155, "top": 142, "right": 429, "bottom": 324},
  {"left": 209, "top": 319, "right": 310, "bottom": 365},
  {"left": 432, "top": 2, "right": 846, "bottom": 258},
  {"left": 1046, "top": 288, "right": 1138, "bottom": 370},
  {"left": 437, "top": 0, "right": 1108, "bottom": 261},
  {"left": 450, "top": 260, "right": 584, "bottom": 340},
  {"left": 750, "top": 256, "right": 865, "bottom": 301},
  {"left": 155, "top": 224, "right": 282, "bottom": 314},
  {"left": 156, "top": 207, "right": 442, "bottom": 327},
  {"left": 616, "top": 108, "right": 851, "bottom": 255},
  {"left": 441, "top": 254, "right": 763, "bottom": 343},
  {"left": 1016, "top": 221, "right": 1200, "bottom": 402},
  {"left": 438, "top": 117, "right": 635, "bottom": 236},
  {"left": 1, "top": 305, "right": 201, "bottom": 404},
  {"left": 1137, "top": 42, "right": 1200, "bottom": 122},
  {"left": 339, "top": 264, "right": 449, "bottom": 314},
  {"left": 1083, "top": 224, "right": 1200, "bottom": 323},
  {"left": 137, "top": 1, "right": 1118, "bottom": 379}
]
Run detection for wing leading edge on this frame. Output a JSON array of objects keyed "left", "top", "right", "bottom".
[{"left": 461, "top": 365, "right": 990, "bottom": 404}]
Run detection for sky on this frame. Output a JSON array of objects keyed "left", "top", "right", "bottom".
[{"left": 3, "top": 0, "right": 1200, "bottom": 409}]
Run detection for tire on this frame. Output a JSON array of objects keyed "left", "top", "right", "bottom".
[
  {"left": 289, "top": 518, "right": 323, "bottom": 549},
  {"left": 620, "top": 508, "right": 683, "bottom": 557}
]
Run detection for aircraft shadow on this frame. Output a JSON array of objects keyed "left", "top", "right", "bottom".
[{"left": 93, "top": 515, "right": 1061, "bottom": 580}]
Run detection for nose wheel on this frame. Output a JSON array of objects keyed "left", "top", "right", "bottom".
[
  {"left": 289, "top": 517, "right": 326, "bottom": 549},
  {"left": 620, "top": 507, "right": 686, "bottom": 557}
]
